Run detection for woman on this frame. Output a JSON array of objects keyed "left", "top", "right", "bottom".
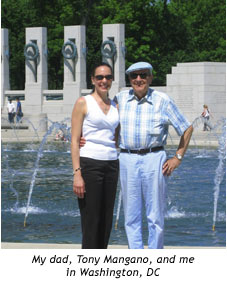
[
  {"left": 71, "top": 62, "right": 119, "bottom": 249},
  {"left": 201, "top": 104, "right": 212, "bottom": 131}
]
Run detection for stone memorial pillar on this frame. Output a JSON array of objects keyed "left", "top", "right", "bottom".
[
  {"left": 63, "top": 25, "right": 86, "bottom": 114},
  {"left": 1, "top": 28, "right": 10, "bottom": 107},
  {"left": 24, "top": 27, "right": 48, "bottom": 130},
  {"left": 102, "top": 24, "right": 125, "bottom": 98}
]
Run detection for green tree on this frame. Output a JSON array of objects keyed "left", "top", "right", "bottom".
[
  {"left": 169, "top": 0, "right": 226, "bottom": 62},
  {"left": 2, "top": 0, "right": 28, "bottom": 89}
]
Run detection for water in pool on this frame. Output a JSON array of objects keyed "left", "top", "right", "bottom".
[{"left": 1, "top": 140, "right": 226, "bottom": 247}]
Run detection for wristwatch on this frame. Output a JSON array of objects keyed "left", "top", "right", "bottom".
[{"left": 175, "top": 153, "right": 183, "bottom": 161}]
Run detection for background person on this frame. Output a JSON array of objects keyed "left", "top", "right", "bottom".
[
  {"left": 7, "top": 99, "right": 16, "bottom": 123},
  {"left": 201, "top": 104, "right": 212, "bottom": 131},
  {"left": 16, "top": 97, "right": 23, "bottom": 123},
  {"left": 71, "top": 62, "right": 119, "bottom": 249},
  {"left": 114, "top": 62, "right": 193, "bottom": 249}
]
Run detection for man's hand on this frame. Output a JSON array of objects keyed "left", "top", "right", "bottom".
[
  {"left": 162, "top": 157, "right": 181, "bottom": 176},
  {"left": 79, "top": 137, "right": 86, "bottom": 148}
]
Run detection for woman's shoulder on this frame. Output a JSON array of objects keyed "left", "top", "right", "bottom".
[
  {"left": 72, "top": 96, "right": 87, "bottom": 115},
  {"left": 76, "top": 96, "right": 87, "bottom": 106}
]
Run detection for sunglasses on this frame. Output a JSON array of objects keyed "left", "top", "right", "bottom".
[
  {"left": 129, "top": 72, "right": 149, "bottom": 79},
  {"left": 95, "top": 75, "right": 113, "bottom": 80}
]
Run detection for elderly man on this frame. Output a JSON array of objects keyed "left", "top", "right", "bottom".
[{"left": 114, "top": 62, "right": 193, "bottom": 249}]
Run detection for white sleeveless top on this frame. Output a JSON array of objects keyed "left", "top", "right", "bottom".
[{"left": 80, "top": 94, "right": 119, "bottom": 160}]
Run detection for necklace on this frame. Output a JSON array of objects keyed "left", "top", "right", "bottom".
[
  {"left": 92, "top": 93, "right": 110, "bottom": 115},
  {"left": 99, "top": 99, "right": 110, "bottom": 114}
]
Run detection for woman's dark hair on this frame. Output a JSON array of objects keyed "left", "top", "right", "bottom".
[
  {"left": 91, "top": 62, "right": 113, "bottom": 77},
  {"left": 90, "top": 62, "right": 113, "bottom": 94}
]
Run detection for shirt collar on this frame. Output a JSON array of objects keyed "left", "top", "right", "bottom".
[{"left": 127, "top": 88, "right": 153, "bottom": 104}]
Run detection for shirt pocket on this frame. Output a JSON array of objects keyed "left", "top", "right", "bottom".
[{"left": 147, "top": 118, "right": 163, "bottom": 136}]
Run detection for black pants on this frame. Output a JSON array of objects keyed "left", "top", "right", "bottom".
[
  {"left": 78, "top": 157, "right": 119, "bottom": 249},
  {"left": 8, "top": 112, "right": 15, "bottom": 123}
]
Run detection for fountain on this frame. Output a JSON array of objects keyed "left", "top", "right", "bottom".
[
  {"left": 192, "top": 116, "right": 226, "bottom": 231},
  {"left": 1, "top": 117, "right": 226, "bottom": 247},
  {"left": 23, "top": 120, "right": 71, "bottom": 227},
  {"left": 212, "top": 119, "right": 226, "bottom": 231}
]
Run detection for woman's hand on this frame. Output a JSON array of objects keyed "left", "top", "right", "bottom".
[
  {"left": 162, "top": 157, "right": 181, "bottom": 176},
  {"left": 73, "top": 174, "right": 86, "bottom": 198}
]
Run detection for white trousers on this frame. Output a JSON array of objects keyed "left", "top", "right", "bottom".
[{"left": 119, "top": 150, "right": 167, "bottom": 249}]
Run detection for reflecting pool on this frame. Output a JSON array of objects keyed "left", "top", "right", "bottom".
[{"left": 1, "top": 142, "right": 226, "bottom": 247}]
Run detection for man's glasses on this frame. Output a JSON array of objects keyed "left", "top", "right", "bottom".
[
  {"left": 95, "top": 75, "right": 113, "bottom": 81},
  {"left": 129, "top": 72, "right": 149, "bottom": 79}
]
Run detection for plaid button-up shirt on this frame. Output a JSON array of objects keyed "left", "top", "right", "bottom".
[{"left": 114, "top": 88, "right": 191, "bottom": 149}]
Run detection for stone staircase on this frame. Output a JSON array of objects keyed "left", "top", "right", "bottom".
[
  {"left": 167, "top": 125, "right": 220, "bottom": 147},
  {"left": 1, "top": 115, "right": 56, "bottom": 143}
]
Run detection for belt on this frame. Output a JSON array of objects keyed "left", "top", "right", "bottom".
[{"left": 120, "top": 146, "right": 164, "bottom": 155}]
